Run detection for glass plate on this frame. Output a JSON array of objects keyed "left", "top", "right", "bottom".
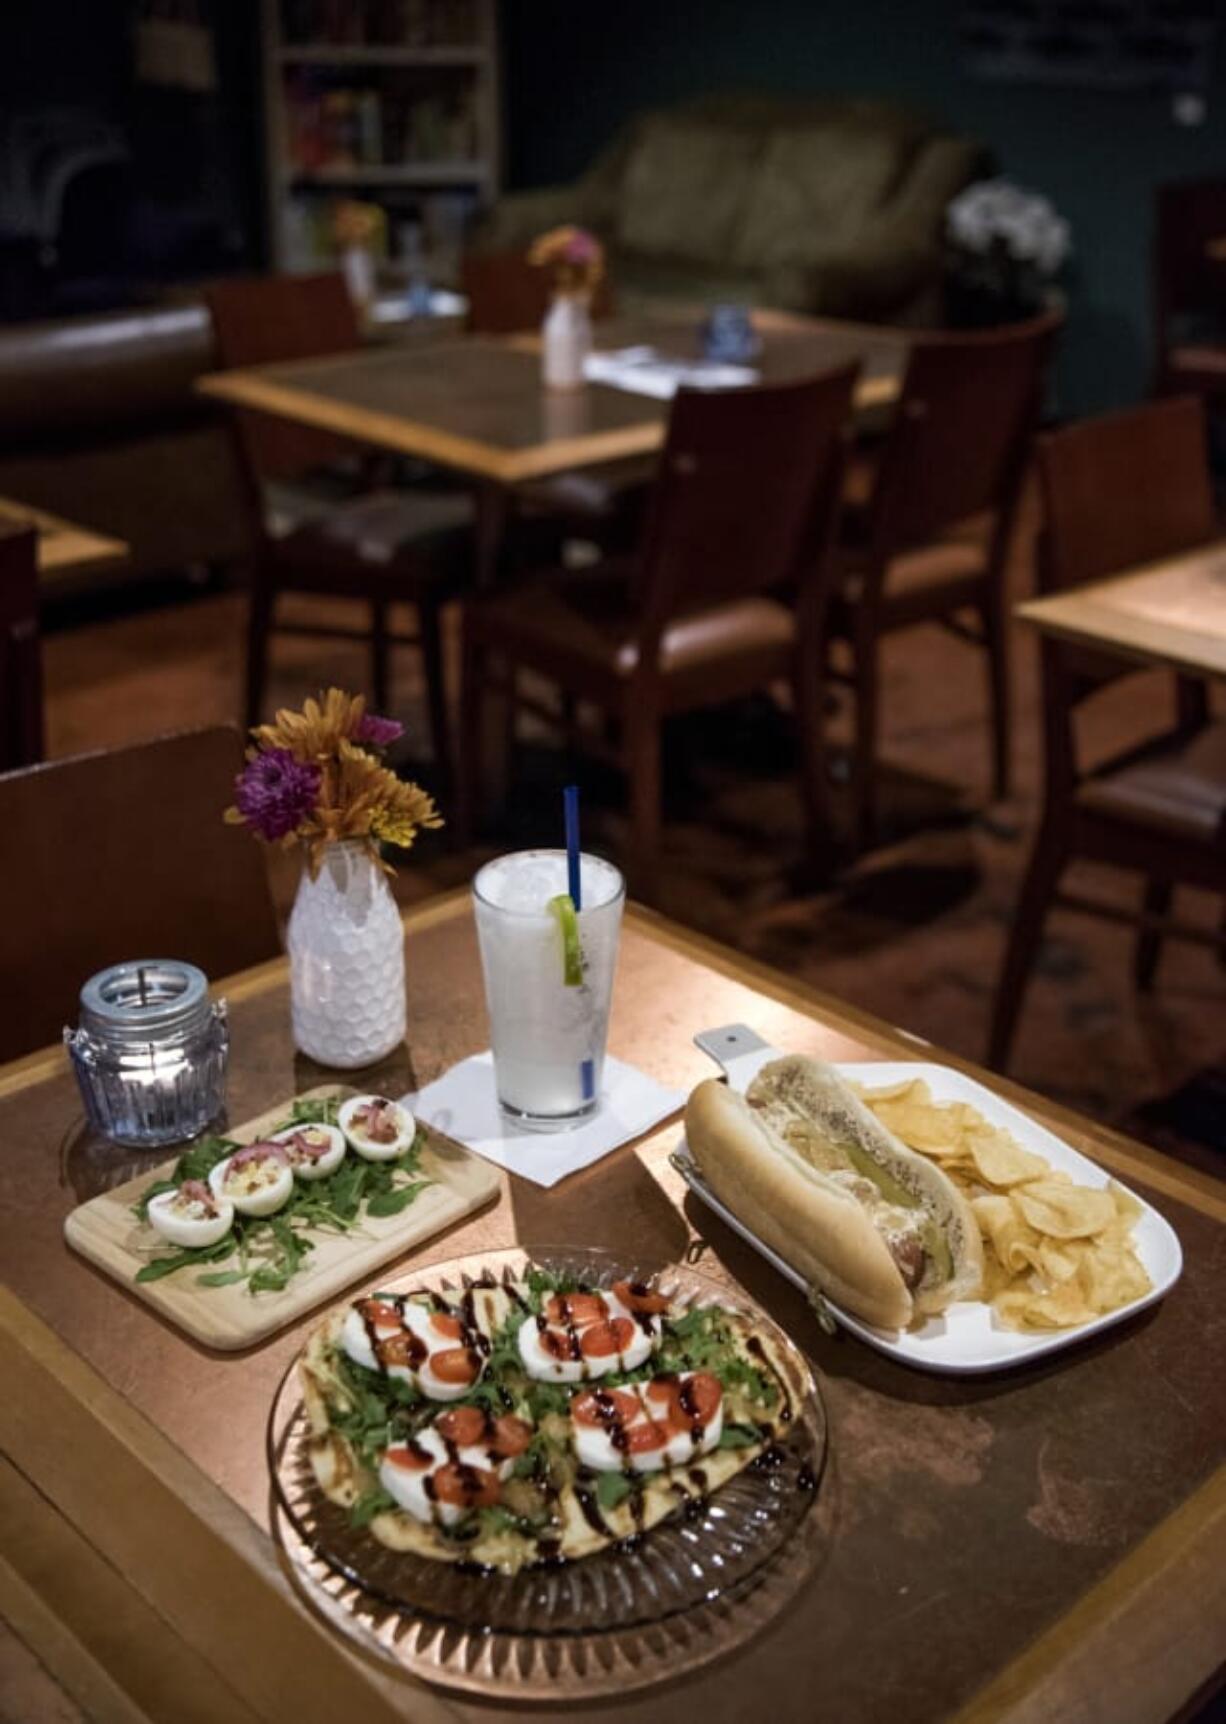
[{"left": 267, "top": 1244, "right": 829, "bottom": 1699}]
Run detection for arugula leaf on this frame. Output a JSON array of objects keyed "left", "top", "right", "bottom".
[
  {"left": 135, "top": 1235, "right": 235, "bottom": 1282},
  {"left": 365, "top": 1180, "right": 429, "bottom": 1218},
  {"left": 196, "top": 1268, "right": 248, "bottom": 1288},
  {"left": 349, "top": 1486, "right": 395, "bottom": 1529},
  {"left": 595, "top": 1471, "right": 635, "bottom": 1511},
  {"left": 716, "top": 1423, "right": 762, "bottom": 1450}
]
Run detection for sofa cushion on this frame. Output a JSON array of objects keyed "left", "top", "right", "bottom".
[
  {"left": 734, "top": 123, "right": 909, "bottom": 270},
  {"left": 617, "top": 117, "right": 761, "bottom": 266}
]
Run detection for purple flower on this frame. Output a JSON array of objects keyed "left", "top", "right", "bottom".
[
  {"left": 354, "top": 712, "right": 404, "bottom": 749},
  {"left": 233, "top": 749, "right": 320, "bottom": 841}
]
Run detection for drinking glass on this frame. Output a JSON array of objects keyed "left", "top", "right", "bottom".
[{"left": 472, "top": 850, "right": 624, "bottom": 1130}]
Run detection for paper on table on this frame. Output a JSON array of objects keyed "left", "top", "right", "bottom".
[
  {"left": 403, "top": 1052, "right": 685, "bottom": 1189},
  {"left": 584, "top": 346, "right": 758, "bottom": 400}
]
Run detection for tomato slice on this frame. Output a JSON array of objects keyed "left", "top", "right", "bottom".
[
  {"left": 678, "top": 1371, "right": 722, "bottom": 1426},
  {"left": 544, "top": 1291, "right": 608, "bottom": 1327},
  {"left": 377, "top": 1331, "right": 427, "bottom": 1370},
  {"left": 612, "top": 1279, "right": 669, "bottom": 1316},
  {"left": 571, "top": 1387, "right": 641, "bottom": 1428},
  {"left": 358, "top": 1297, "right": 402, "bottom": 1330},
  {"left": 490, "top": 1414, "right": 534, "bottom": 1457},
  {"left": 539, "top": 1327, "right": 581, "bottom": 1360},
  {"left": 429, "top": 1346, "right": 481, "bottom": 1384},
  {"left": 579, "top": 1317, "right": 636, "bottom": 1359},
  {"left": 384, "top": 1442, "right": 431, "bottom": 1471},
  {"left": 431, "top": 1462, "right": 502, "bottom": 1509},
  {"left": 429, "top": 1310, "right": 463, "bottom": 1341},
  {"left": 435, "top": 1405, "right": 488, "bottom": 1447},
  {"left": 623, "top": 1419, "right": 669, "bottom": 1453}
]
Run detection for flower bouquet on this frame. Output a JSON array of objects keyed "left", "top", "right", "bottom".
[
  {"left": 528, "top": 226, "right": 606, "bottom": 391},
  {"left": 944, "top": 179, "right": 1070, "bottom": 328},
  {"left": 227, "top": 690, "right": 441, "bottom": 1068}
]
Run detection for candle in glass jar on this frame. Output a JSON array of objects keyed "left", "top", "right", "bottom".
[{"left": 64, "top": 960, "right": 228, "bottom": 1149}]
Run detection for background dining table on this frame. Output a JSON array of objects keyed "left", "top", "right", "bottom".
[
  {"left": 197, "top": 304, "right": 908, "bottom": 586},
  {"left": 0, "top": 495, "right": 129, "bottom": 584},
  {"left": 1015, "top": 539, "right": 1226, "bottom": 683},
  {"left": 1, "top": 892, "right": 1224, "bottom": 1724}
]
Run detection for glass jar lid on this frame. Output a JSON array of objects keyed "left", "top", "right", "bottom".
[{"left": 78, "top": 960, "right": 211, "bottom": 1044}]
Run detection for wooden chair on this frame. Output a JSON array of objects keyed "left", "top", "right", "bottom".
[
  {"left": 460, "top": 247, "right": 648, "bottom": 558},
  {"left": 0, "top": 523, "right": 42, "bottom": 771},
  {"left": 1153, "top": 178, "right": 1226, "bottom": 401},
  {"left": 459, "top": 366, "right": 859, "bottom": 902},
  {"left": 0, "top": 725, "right": 281, "bottom": 1062},
  {"left": 988, "top": 397, "right": 1226, "bottom": 1071},
  {"left": 827, "top": 309, "right": 1062, "bottom": 850},
  {"left": 203, "top": 274, "right": 471, "bottom": 777}
]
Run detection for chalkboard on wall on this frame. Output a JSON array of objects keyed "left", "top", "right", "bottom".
[{"left": 961, "top": 1, "right": 1217, "bottom": 89}]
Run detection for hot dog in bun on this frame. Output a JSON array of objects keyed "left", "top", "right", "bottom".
[{"left": 685, "top": 1055, "right": 984, "bottom": 1330}]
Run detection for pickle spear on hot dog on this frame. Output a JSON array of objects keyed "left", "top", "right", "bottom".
[{"left": 685, "top": 1055, "right": 984, "bottom": 1330}]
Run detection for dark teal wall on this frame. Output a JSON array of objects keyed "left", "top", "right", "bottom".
[{"left": 501, "top": 0, "right": 1226, "bottom": 415}]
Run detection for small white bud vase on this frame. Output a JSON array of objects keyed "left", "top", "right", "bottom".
[
  {"left": 287, "top": 841, "right": 405, "bottom": 1068},
  {"left": 541, "top": 291, "right": 591, "bottom": 391}
]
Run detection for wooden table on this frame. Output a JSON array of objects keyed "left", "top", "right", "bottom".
[
  {"left": 3, "top": 895, "right": 1223, "bottom": 1724},
  {"left": 1016, "top": 541, "right": 1226, "bottom": 682},
  {"left": 197, "top": 306, "right": 907, "bottom": 583},
  {"left": 0, "top": 496, "right": 128, "bottom": 584}
]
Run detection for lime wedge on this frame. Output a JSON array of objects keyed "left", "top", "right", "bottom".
[{"left": 548, "top": 893, "right": 584, "bottom": 986}]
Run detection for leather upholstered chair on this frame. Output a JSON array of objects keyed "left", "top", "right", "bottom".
[
  {"left": 459, "top": 367, "right": 858, "bottom": 903},
  {"left": 0, "top": 725, "right": 280, "bottom": 1062},
  {"left": 204, "top": 274, "right": 471, "bottom": 775},
  {"left": 827, "top": 309, "right": 1061, "bottom": 850},
  {"left": 988, "top": 397, "right": 1226, "bottom": 1071},
  {"left": 0, "top": 524, "right": 42, "bottom": 771}
]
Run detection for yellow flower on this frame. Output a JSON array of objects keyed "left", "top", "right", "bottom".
[{"left": 253, "top": 687, "right": 367, "bottom": 764}]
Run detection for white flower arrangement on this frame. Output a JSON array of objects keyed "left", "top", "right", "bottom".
[{"left": 947, "top": 178, "right": 1071, "bottom": 276}]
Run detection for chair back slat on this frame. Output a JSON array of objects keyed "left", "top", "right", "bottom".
[
  {"left": 204, "top": 273, "right": 361, "bottom": 480},
  {"left": 872, "top": 310, "right": 1061, "bottom": 554},
  {"left": 0, "top": 725, "right": 281, "bottom": 1062},
  {"left": 462, "top": 249, "right": 615, "bottom": 335},
  {"left": 0, "top": 524, "right": 42, "bottom": 772},
  {"left": 636, "top": 368, "right": 857, "bottom": 641}
]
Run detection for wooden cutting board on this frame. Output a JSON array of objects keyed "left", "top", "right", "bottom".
[{"left": 63, "top": 1085, "right": 501, "bottom": 1351}]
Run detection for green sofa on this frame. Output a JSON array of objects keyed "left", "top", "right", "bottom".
[{"left": 478, "top": 93, "right": 987, "bottom": 325}]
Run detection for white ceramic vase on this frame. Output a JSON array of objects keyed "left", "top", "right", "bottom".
[
  {"left": 541, "top": 291, "right": 591, "bottom": 391},
  {"left": 287, "top": 841, "right": 405, "bottom": 1068}
]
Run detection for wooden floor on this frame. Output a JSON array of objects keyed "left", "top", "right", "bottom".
[{"left": 39, "top": 500, "right": 1225, "bottom": 1177}]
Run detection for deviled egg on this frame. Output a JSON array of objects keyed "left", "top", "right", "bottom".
[
  {"left": 208, "top": 1141, "right": 293, "bottom": 1217},
  {"left": 147, "top": 1178, "right": 234, "bottom": 1248},
  {"left": 271, "top": 1122, "right": 346, "bottom": 1181},
  {"left": 338, "top": 1095, "right": 415, "bottom": 1162}
]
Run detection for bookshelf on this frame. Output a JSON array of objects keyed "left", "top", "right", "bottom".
[{"left": 261, "top": 0, "right": 501, "bottom": 283}]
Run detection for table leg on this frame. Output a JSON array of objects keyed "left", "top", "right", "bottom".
[{"left": 473, "top": 482, "right": 510, "bottom": 592}]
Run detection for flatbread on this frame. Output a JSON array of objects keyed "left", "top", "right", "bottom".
[{"left": 299, "top": 1276, "right": 799, "bottom": 1574}]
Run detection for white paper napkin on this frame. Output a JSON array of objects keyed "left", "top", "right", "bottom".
[
  {"left": 403, "top": 1052, "right": 685, "bottom": 1189},
  {"left": 584, "top": 346, "right": 759, "bottom": 400}
]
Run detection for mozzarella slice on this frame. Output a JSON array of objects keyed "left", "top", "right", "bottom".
[
  {"left": 517, "top": 1289, "right": 660, "bottom": 1383},
  {"left": 338, "top": 1095, "right": 415, "bottom": 1162},
  {"left": 378, "top": 1425, "right": 514, "bottom": 1527},
  {"left": 571, "top": 1375, "right": 725, "bottom": 1474},
  {"left": 147, "top": 1181, "right": 234, "bottom": 1248},
  {"left": 208, "top": 1145, "right": 293, "bottom": 1217},
  {"left": 272, "top": 1122, "right": 346, "bottom": 1181},
  {"left": 341, "top": 1296, "right": 485, "bottom": 1400}
]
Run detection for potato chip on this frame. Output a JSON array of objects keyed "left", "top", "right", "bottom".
[
  {"left": 863, "top": 1082, "right": 966, "bottom": 1155},
  {"left": 1011, "top": 1180, "right": 1117, "bottom": 1240},
  {"left": 1077, "top": 1240, "right": 1151, "bottom": 1313},
  {"left": 995, "top": 1278, "right": 1098, "bottom": 1331},
  {"left": 960, "top": 1122, "right": 1049, "bottom": 1188},
  {"left": 972, "top": 1194, "right": 1045, "bottom": 1276}
]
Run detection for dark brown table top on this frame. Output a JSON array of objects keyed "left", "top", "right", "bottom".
[
  {"left": 1, "top": 895, "right": 1223, "bottom": 1724},
  {"left": 196, "top": 306, "right": 907, "bottom": 485}
]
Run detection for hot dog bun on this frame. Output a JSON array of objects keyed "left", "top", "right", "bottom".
[{"left": 685, "top": 1055, "right": 984, "bottom": 1331}]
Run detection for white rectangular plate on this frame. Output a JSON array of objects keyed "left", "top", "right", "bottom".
[{"left": 672, "top": 1027, "right": 1182, "bottom": 1376}]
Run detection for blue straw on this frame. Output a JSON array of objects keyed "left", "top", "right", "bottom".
[{"left": 563, "top": 785, "right": 596, "bottom": 1103}]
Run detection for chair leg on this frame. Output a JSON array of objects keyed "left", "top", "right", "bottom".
[
  {"left": 850, "top": 626, "right": 880, "bottom": 854},
  {"left": 794, "top": 645, "right": 835, "bottom": 874},
  {"left": 370, "top": 597, "right": 390, "bottom": 712},
  {"left": 983, "top": 591, "right": 1011, "bottom": 801},
  {"left": 418, "top": 597, "right": 452, "bottom": 792},
  {"left": 1134, "top": 877, "right": 1173, "bottom": 992},
  {"left": 626, "top": 701, "right": 663, "bottom": 906},
  {"left": 987, "top": 821, "right": 1066, "bottom": 1072},
  {"left": 244, "top": 576, "right": 274, "bottom": 731},
  {"left": 456, "top": 620, "right": 484, "bottom": 849}
]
